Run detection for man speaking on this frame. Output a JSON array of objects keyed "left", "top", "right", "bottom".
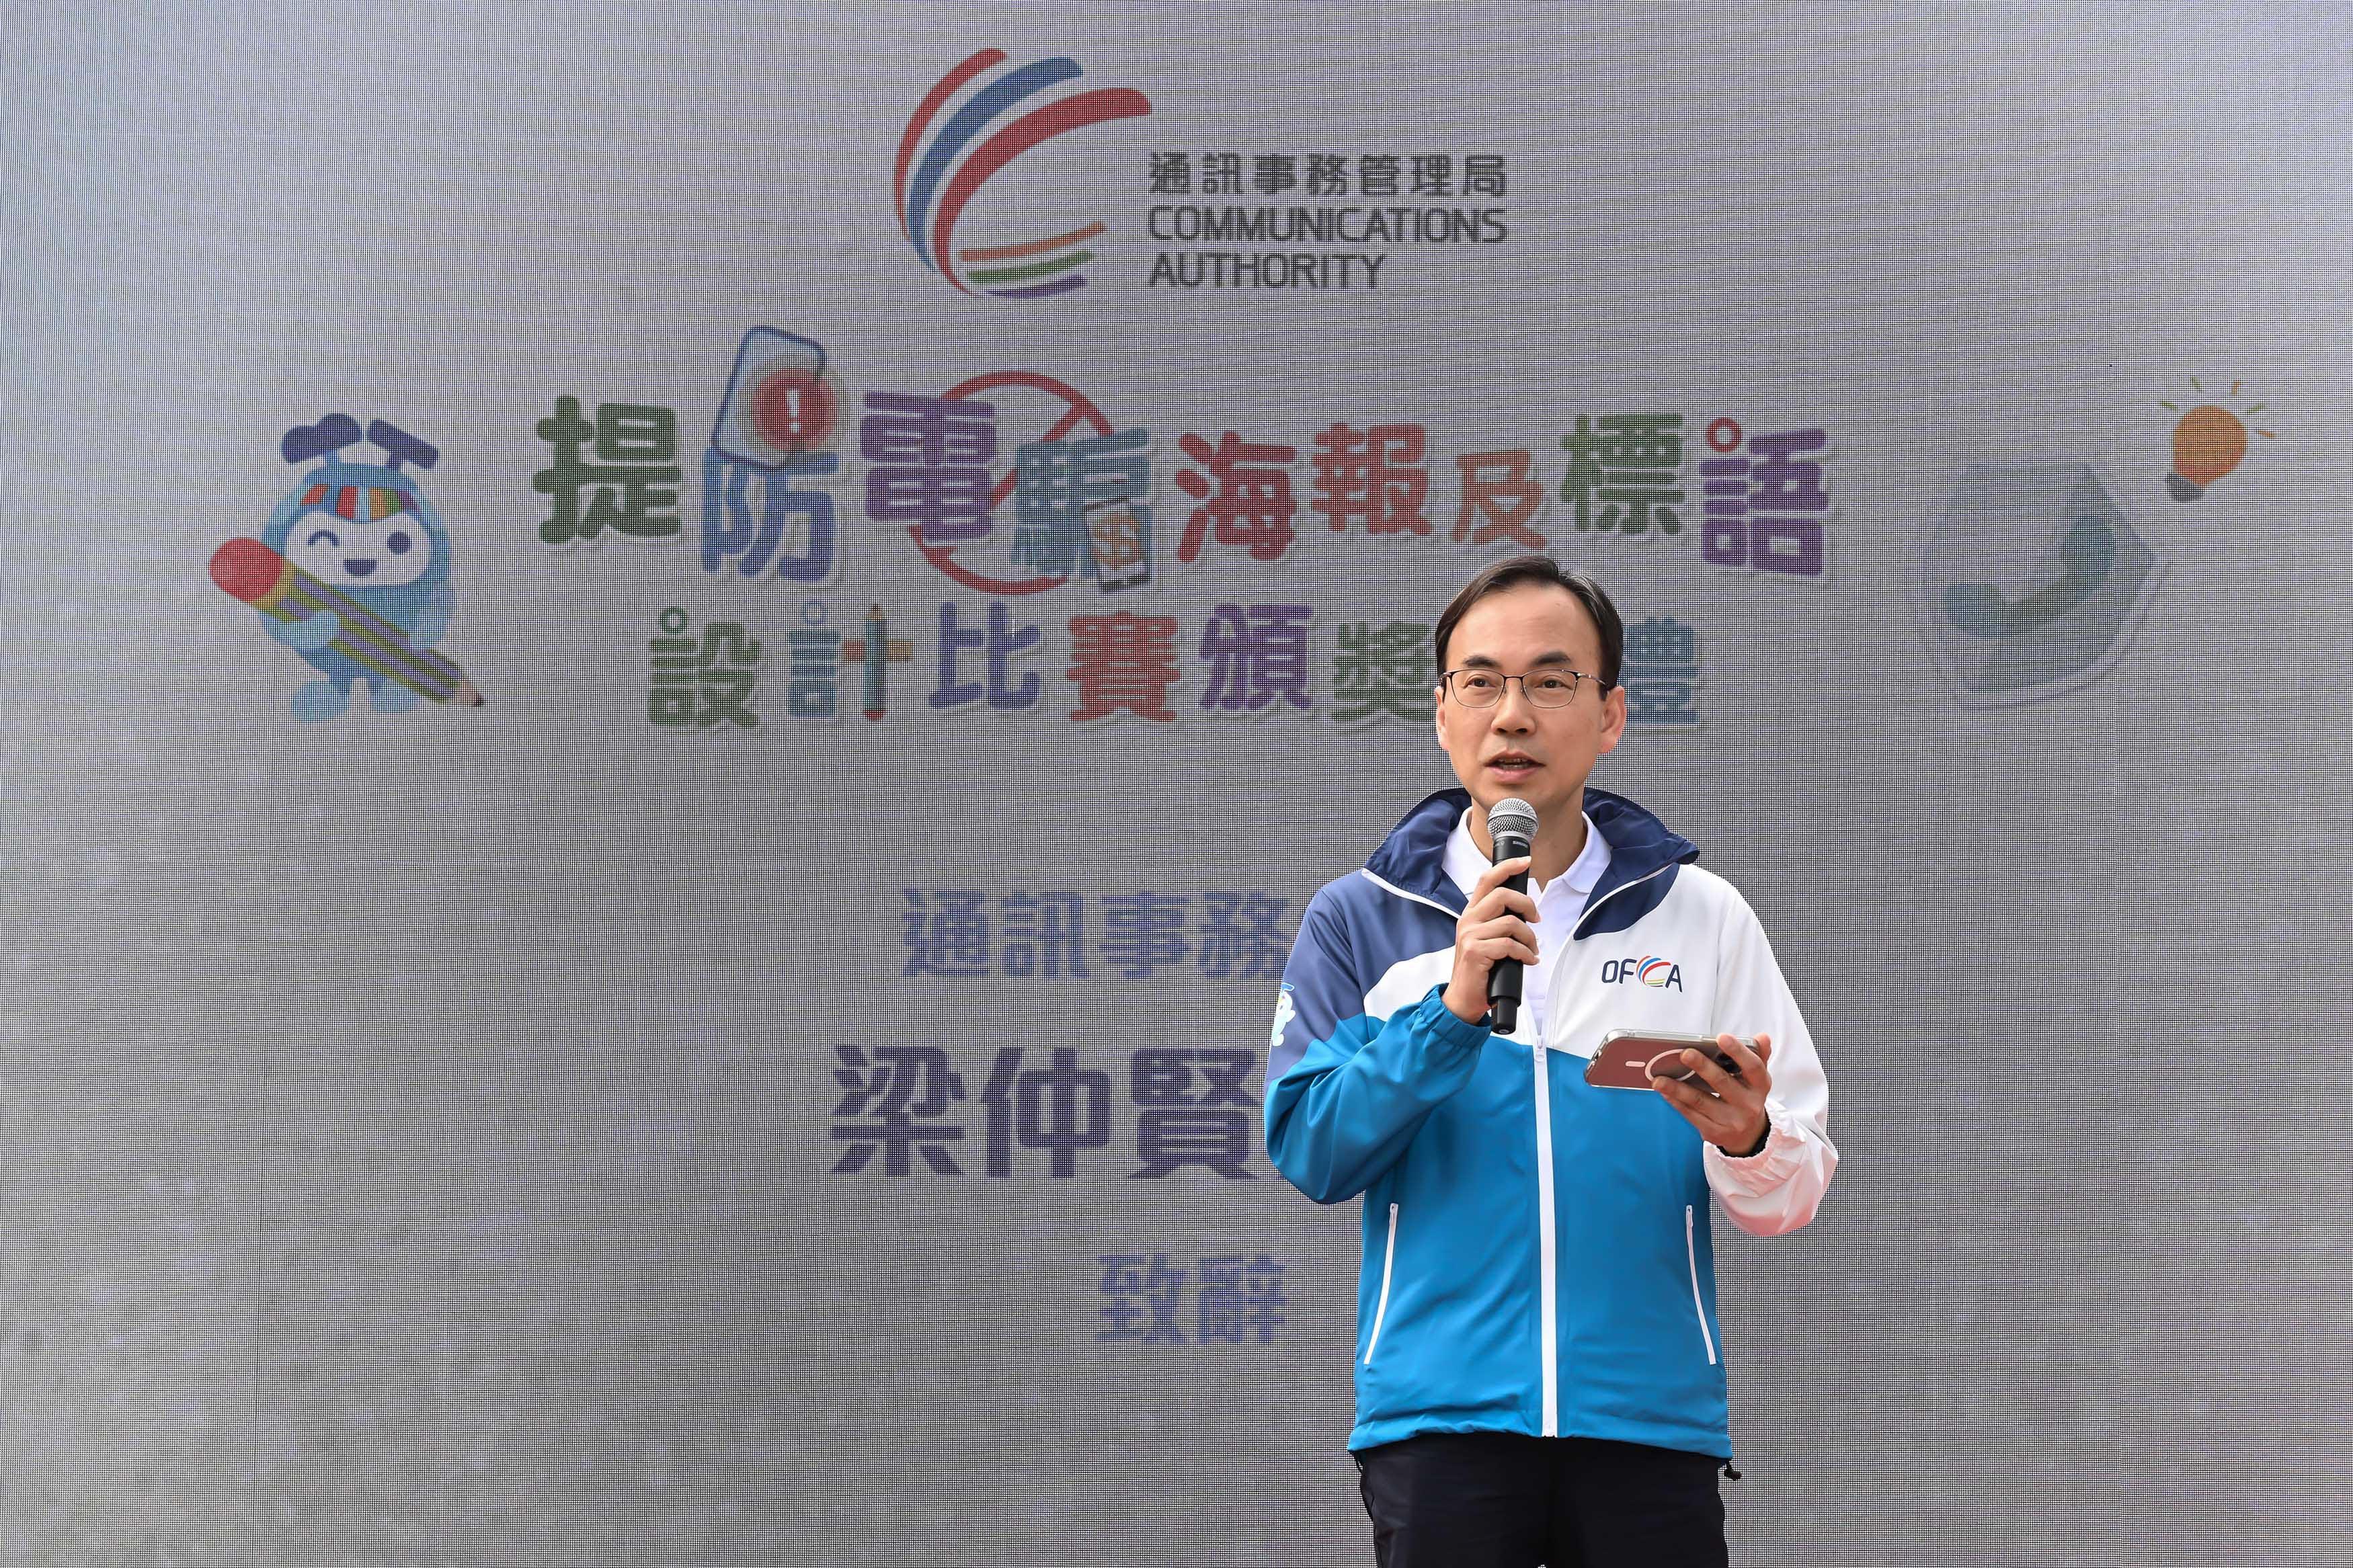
[{"left": 1265, "top": 556, "right": 1837, "bottom": 1567}]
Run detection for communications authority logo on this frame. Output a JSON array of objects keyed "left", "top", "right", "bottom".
[{"left": 895, "top": 48, "right": 1152, "bottom": 300}]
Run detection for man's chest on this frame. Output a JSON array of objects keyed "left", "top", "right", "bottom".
[{"left": 1519, "top": 915, "right": 1717, "bottom": 1059}]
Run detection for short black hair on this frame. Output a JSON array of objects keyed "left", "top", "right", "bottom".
[{"left": 1433, "top": 555, "right": 1624, "bottom": 691}]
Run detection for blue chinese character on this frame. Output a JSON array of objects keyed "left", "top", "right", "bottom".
[{"left": 702, "top": 448, "right": 841, "bottom": 583}]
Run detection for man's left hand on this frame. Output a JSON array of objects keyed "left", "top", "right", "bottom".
[{"left": 1653, "top": 1032, "right": 1773, "bottom": 1155}]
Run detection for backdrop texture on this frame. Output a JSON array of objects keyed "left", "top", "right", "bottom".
[{"left": 5, "top": 3, "right": 2350, "bottom": 1564}]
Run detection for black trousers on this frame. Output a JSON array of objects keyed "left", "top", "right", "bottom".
[{"left": 1354, "top": 1430, "right": 1728, "bottom": 1568}]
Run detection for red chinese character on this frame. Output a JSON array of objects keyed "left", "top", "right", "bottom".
[
  {"left": 1312, "top": 423, "right": 1430, "bottom": 535},
  {"left": 1453, "top": 449, "right": 1547, "bottom": 548},
  {"left": 1174, "top": 432, "right": 1299, "bottom": 563},
  {"left": 1067, "top": 612, "right": 1181, "bottom": 721}
]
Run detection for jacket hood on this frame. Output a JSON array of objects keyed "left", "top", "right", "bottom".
[{"left": 1362, "top": 786, "right": 1699, "bottom": 936}]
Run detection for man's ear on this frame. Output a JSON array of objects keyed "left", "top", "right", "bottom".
[{"left": 1596, "top": 683, "right": 1629, "bottom": 755}]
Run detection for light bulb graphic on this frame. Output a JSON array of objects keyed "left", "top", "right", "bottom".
[{"left": 2161, "top": 380, "right": 2275, "bottom": 501}]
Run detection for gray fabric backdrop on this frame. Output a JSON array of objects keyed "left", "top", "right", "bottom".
[{"left": 5, "top": 3, "right": 2350, "bottom": 1563}]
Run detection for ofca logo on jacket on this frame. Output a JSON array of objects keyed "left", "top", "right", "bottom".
[{"left": 1601, "top": 954, "right": 1683, "bottom": 991}]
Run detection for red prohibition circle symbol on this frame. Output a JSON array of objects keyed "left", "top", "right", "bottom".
[{"left": 908, "top": 370, "right": 1119, "bottom": 596}]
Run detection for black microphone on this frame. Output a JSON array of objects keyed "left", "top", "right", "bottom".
[{"left": 1484, "top": 797, "right": 1538, "bottom": 1033}]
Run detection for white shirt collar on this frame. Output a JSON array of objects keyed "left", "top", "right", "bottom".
[{"left": 1443, "top": 804, "right": 1609, "bottom": 907}]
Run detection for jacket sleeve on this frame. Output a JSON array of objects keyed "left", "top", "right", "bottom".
[
  {"left": 1263, "top": 884, "right": 1491, "bottom": 1205},
  {"left": 1702, "top": 887, "right": 1839, "bottom": 1235}
]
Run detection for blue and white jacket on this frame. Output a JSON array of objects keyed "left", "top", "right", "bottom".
[{"left": 1265, "top": 786, "right": 1837, "bottom": 1458}]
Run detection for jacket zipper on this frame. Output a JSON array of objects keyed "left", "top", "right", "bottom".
[
  {"left": 1363, "top": 1202, "right": 1399, "bottom": 1366},
  {"left": 1685, "top": 1204, "right": 1718, "bottom": 1366},
  {"left": 1533, "top": 1043, "right": 1558, "bottom": 1434}
]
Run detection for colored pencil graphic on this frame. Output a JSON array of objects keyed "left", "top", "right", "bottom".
[
  {"left": 840, "top": 604, "right": 912, "bottom": 721},
  {"left": 210, "top": 538, "right": 485, "bottom": 706}
]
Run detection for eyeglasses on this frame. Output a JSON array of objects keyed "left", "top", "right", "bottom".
[{"left": 1441, "top": 667, "right": 1601, "bottom": 709}]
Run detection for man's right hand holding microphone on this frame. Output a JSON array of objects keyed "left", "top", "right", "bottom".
[{"left": 1442, "top": 854, "right": 1540, "bottom": 1026}]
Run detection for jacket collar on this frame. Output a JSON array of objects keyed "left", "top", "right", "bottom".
[{"left": 1362, "top": 786, "right": 1698, "bottom": 934}]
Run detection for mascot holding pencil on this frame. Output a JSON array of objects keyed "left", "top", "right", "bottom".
[{"left": 213, "top": 415, "right": 483, "bottom": 720}]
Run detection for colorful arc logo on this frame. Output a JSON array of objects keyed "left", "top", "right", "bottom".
[
  {"left": 894, "top": 48, "right": 1151, "bottom": 298},
  {"left": 1636, "top": 957, "right": 1676, "bottom": 988}
]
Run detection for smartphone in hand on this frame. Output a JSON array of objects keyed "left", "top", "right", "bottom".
[{"left": 1583, "top": 1030, "right": 1748, "bottom": 1092}]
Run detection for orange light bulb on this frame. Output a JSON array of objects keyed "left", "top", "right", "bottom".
[{"left": 2167, "top": 405, "right": 2247, "bottom": 500}]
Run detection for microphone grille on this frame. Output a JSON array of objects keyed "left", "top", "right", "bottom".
[{"left": 1486, "top": 797, "right": 1538, "bottom": 842}]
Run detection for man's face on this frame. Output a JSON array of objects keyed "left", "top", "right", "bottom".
[{"left": 1433, "top": 581, "right": 1627, "bottom": 825}]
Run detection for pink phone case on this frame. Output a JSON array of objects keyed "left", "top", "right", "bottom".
[{"left": 1583, "top": 1032, "right": 1743, "bottom": 1091}]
